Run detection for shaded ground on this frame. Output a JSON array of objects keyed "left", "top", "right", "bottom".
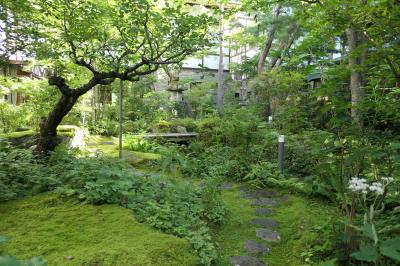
[
  {"left": 214, "top": 184, "right": 337, "bottom": 265},
  {"left": 0, "top": 193, "right": 196, "bottom": 266}
]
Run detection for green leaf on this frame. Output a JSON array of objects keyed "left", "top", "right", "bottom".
[
  {"left": 351, "top": 243, "right": 378, "bottom": 262},
  {"left": 362, "top": 223, "right": 378, "bottom": 244},
  {"left": 380, "top": 237, "right": 400, "bottom": 262}
]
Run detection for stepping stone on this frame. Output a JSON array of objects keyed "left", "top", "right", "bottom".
[
  {"left": 244, "top": 240, "right": 270, "bottom": 256},
  {"left": 251, "top": 198, "right": 278, "bottom": 206},
  {"left": 280, "top": 195, "right": 289, "bottom": 202},
  {"left": 250, "top": 218, "right": 279, "bottom": 228},
  {"left": 221, "top": 182, "right": 234, "bottom": 190},
  {"left": 255, "top": 209, "right": 274, "bottom": 216},
  {"left": 230, "top": 256, "right": 267, "bottom": 266},
  {"left": 98, "top": 141, "right": 114, "bottom": 145},
  {"left": 237, "top": 185, "right": 251, "bottom": 192},
  {"left": 256, "top": 228, "right": 281, "bottom": 242},
  {"left": 131, "top": 170, "right": 145, "bottom": 177},
  {"left": 241, "top": 193, "right": 259, "bottom": 199},
  {"left": 254, "top": 189, "right": 279, "bottom": 198}
]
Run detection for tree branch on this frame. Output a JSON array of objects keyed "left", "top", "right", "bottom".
[
  {"left": 363, "top": 31, "right": 400, "bottom": 82},
  {"left": 48, "top": 76, "right": 73, "bottom": 96}
]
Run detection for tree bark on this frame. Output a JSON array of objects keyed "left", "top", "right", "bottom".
[
  {"left": 257, "top": 4, "right": 281, "bottom": 77},
  {"left": 346, "top": 27, "right": 366, "bottom": 125},
  {"left": 216, "top": 3, "right": 224, "bottom": 110},
  {"left": 37, "top": 93, "right": 78, "bottom": 154}
]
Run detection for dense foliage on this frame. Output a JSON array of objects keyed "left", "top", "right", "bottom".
[{"left": 0, "top": 141, "right": 226, "bottom": 264}]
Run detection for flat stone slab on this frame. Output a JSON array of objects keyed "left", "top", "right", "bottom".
[
  {"left": 251, "top": 198, "right": 278, "bottom": 206},
  {"left": 237, "top": 185, "right": 251, "bottom": 192},
  {"left": 254, "top": 189, "right": 279, "bottom": 198},
  {"left": 221, "top": 182, "right": 234, "bottom": 190},
  {"left": 255, "top": 209, "right": 274, "bottom": 216},
  {"left": 280, "top": 195, "right": 289, "bottom": 202},
  {"left": 244, "top": 240, "right": 270, "bottom": 256},
  {"left": 86, "top": 143, "right": 97, "bottom": 146},
  {"left": 230, "top": 256, "right": 267, "bottom": 266},
  {"left": 250, "top": 218, "right": 279, "bottom": 228},
  {"left": 241, "top": 193, "right": 259, "bottom": 199},
  {"left": 98, "top": 141, "right": 115, "bottom": 145},
  {"left": 256, "top": 228, "right": 281, "bottom": 242}
]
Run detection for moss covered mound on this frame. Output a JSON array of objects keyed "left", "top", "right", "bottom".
[{"left": 0, "top": 193, "right": 196, "bottom": 266}]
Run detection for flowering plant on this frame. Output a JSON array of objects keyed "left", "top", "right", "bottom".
[{"left": 345, "top": 176, "right": 400, "bottom": 263}]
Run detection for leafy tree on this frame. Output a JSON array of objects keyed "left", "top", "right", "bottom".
[
  {"left": 1, "top": 0, "right": 213, "bottom": 153},
  {"left": 0, "top": 0, "right": 36, "bottom": 64}
]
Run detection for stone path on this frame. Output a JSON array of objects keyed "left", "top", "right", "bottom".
[{"left": 226, "top": 184, "right": 286, "bottom": 266}]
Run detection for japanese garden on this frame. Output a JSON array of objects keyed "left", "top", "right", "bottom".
[{"left": 0, "top": 0, "right": 399, "bottom": 265}]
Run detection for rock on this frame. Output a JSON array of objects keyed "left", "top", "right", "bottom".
[
  {"left": 254, "top": 189, "right": 279, "bottom": 198},
  {"left": 86, "top": 143, "right": 97, "bottom": 146},
  {"left": 230, "top": 256, "right": 267, "bottom": 266},
  {"left": 98, "top": 141, "right": 114, "bottom": 145},
  {"left": 221, "top": 182, "right": 234, "bottom": 190},
  {"left": 241, "top": 193, "right": 259, "bottom": 199},
  {"left": 244, "top": 240, "right": 270, "bottom": 256},
  {"left": 280, "top": 195, "right": 289, "bottom": 202},
  {"left": 131, "top": 170, "right": 146, "bottom": 177},
  {"left": 251, "top": 198, "right": 278, "bottom": 207},
  {"left": 29, "top": 145, "right": 37, "bottom": 150},
  {"left": 176, "top": 126, "right": 187, "bottom": 133},
  {"left": 250, "top": 218, "right": 279, "bottom": 228},
  {"left": 255, "top": 209, "right": 274, "bottom": 216},
  {"left": 65, "top": 255, "right": 74, "bottom": 260},
  {"left": 256, "top": 228, "right": 281, "bottom": 242},
  {"left": 237, "top": 185, "right": 251, "bottom": 192}
]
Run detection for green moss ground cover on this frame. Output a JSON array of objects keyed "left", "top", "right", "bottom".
[
  {"left": 214, "top": 186, "right": 337, "bottom": 265},
  {"left": 0, "top": 126, "right": 78, "bottom": 139},
  {"left": 86, "top": 135, "right": 161, "bottom": 165},
  {"left": 0, "top": 193, "right": 196, "bottom": 266}
]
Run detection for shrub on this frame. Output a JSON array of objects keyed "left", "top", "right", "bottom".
[
  {"left": 48, "top": 149, "right": 226, "bottom": 265},
  {"left": 0, "top": 139, "right": 48, "bottom": 201}
]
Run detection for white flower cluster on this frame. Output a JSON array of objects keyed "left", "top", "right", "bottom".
[
  {"left": 369, "top": 182, "right": 384, "bottom": 195},
  {"left": 382, "top": 177, "right": 394, "bottom": 183},
  {"left": 349, "top": 177, "right": 369, "bottom": 194},
  {"left": 348, "top": 177, "right": 388, "bottom": 195}
]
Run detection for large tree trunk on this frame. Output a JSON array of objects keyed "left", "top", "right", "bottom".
[
  {"left": 216, "top": 3, "right": 224, "bottom": 110},
  {"left": 37, "top": 93, "right": 78, "bottom": 154},
  {"left": 346, "top": 27, "right": 366, "bottom": 125},
  {"left": 257, "top": 4, "right": 281, "bottom": 77}
]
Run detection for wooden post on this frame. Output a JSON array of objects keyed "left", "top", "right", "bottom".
[{"left": 118, "top": 79, "right": 123, "bottom": 159}]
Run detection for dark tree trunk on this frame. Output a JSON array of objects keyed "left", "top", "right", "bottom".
[{"left": 37, "top": 93, "right": 78, "bottom": 154}]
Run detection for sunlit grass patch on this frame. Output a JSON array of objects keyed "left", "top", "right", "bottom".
[{"left": 0, "top": 193, "right": 196, "bottom": 266}]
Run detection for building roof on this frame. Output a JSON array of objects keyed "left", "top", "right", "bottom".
[{"left": 306, "top": 72, "right": 321, "bottom": 82}]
